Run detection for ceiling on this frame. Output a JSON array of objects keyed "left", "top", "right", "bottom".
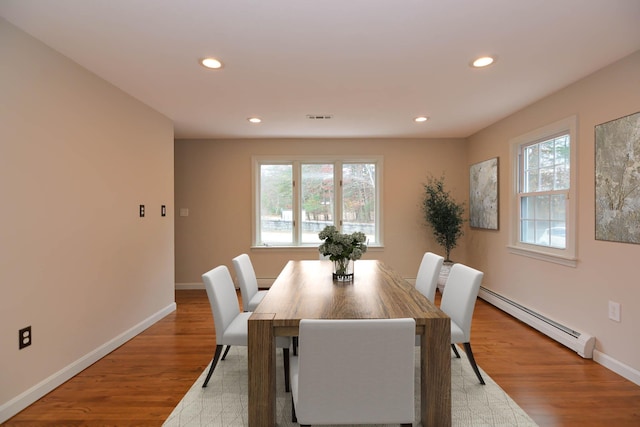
[{"left": 2, "top": 0, "right": 640, "bottom": 140}]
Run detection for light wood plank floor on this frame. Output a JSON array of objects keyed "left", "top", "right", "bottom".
[{"left": 4, "top": 289, "right": 640, "bottom": 426}]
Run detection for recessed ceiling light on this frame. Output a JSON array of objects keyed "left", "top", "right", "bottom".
[
  {"left": 247, "top": 117, "right": 262, "bottom": 124},
  {"left": 471, "top": 56, "right": 496, "bottom": 68},
  {"left": 414, "top": 116, "right": 429, "bottom": 123},
  {"left": 200, "top": 57, "right": 223, "bottom": 69}
]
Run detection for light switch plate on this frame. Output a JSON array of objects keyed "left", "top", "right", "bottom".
[{"left": 608, "top": 301, "right": 621, "bottom": 322}]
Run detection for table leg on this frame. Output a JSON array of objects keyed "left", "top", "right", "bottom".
[
  {"left": 248, "top": 313, "right": 276, "bottom": 427},
  {"left": 421, "top": 317, "right": 451, "bottom": 427}
]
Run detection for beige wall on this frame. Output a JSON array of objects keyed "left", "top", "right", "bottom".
[
  {"left": 0, "top": 19, "right": 175, "bottom": 417},
  {"left": 174, "top": 138, "right": 468, "bottom": 283},
  {"left": 467, "top": 50, "right": 640, "bottom": 376}
]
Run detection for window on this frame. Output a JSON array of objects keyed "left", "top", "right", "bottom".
[
  {"left": 509, "top": 116, "right": 577, "bottom": 266},
  {"left": 254, "top": 157, "right": 382, "bottom": 247}
]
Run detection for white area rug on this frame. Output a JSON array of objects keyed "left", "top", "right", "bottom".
[{"left": 164, "top": 346, "right": 537, "bottom": 427}]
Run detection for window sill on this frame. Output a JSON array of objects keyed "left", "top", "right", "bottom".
[{"left": 507, "top": 245, "right": 577, "bottom": 267}]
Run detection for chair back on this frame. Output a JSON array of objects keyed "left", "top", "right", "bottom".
[
  {"left": 294, "top": 318, "right": 415, "bottom": 424},
  {"left": 232, "top": 253, "right": 259, "bottom": 312},
  {"left": 439, "top": 263, "right": 483, "bottom": 342},
  {"left": 415, "top": 252, "right": 444, "bottom": 302},
  {"left": 202, "top": 265, "right": 242, "bottom": 341}
]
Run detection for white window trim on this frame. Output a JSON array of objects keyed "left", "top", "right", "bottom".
[
  {"left": 251, "top": 155, "right": 383, "bottom": 248},
  {"left": 507, "top": 115, "right": 578, "bottom": 267}
]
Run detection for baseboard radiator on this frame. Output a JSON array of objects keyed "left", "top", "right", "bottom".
[{"left": 478, "top": 287, "right": 596, "bottom": 358}]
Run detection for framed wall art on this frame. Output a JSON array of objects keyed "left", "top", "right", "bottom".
[
  {"left": 595, "top": 111, "right": 640, "bottom": 244},
  {"left": 469, "top": 157, "right": 499, "bottom": 230}
]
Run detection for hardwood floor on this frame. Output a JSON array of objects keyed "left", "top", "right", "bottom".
[{"left": 4, "top": 289, "right": 640, "bottom": 426}]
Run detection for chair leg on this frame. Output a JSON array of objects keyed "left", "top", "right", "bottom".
[
  {"left": 451, "top": 343, "right": 460, "bottom": 358},
  {"left": 221, "top": 345, "right": 231, "bottom": 360},
  {"left": 202, "top": 344, "right": 224, "bottom": 388},
  {"left": 283, "top": 348, "right": 290, "bottom": 392},
  {"left": 463, "top": 342, "right": 485, "bottom": 385},
  {"left": 291, "top": 395, "right": 297, "bottom": 423}
]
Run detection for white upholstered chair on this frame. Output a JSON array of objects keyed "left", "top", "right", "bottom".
[
  {"left": 415, "top": 252, "right": 444, "bottom": 303},
  {"left": 201, "top": 265, "right": 290, "bottom": 390},
  {"left": 440, "top": 263, "right": 485, "bottom": 385},
  {"left": 232, "top": 253, "right": 268, "bottom": 312},
  {"left": 290, "top": 318, "right": 415, "bottom": 426}
]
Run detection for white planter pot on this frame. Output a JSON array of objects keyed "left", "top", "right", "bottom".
[{"left": 437, "top": 262, "right": 453, "bottom": 294}]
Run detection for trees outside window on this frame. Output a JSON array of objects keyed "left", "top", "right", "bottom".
[{"left": 255, "top": 157, "right": 381, "bottom": 247}]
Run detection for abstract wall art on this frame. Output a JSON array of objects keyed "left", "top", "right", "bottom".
[
  {"left": 469, "top": 157, "right": 499, "bottom": 230},
  {"left": 595, "top": 111, "right": 640, "bottom": 244}
]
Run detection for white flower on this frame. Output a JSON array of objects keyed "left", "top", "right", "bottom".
[{"left": 318, "top": 226, "right": 368, "bottom": 261}]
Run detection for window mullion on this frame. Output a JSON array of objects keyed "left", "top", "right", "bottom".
[
  {"left": 335, "top": 161, "right": 343, "bottom": 229},
  {"left": 293, "top": 161, "right": 302, "bottom": 245}
]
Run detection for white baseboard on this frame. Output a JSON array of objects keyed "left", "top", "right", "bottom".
[
  {"left": 175, "top": 279, "right": 276, "bottom": 290},
  {"left": 0, "top": 302, "right": 177, "bottom": 424},
  {"left": 175, "top": 282, "right": 204, "bottom": 290},
  {"left": 593, "top": 349, "right": 640, "bottom": 386}
]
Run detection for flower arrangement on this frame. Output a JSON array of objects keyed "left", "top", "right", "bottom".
[{"left": 318, "top": 226, "right": 368, "bottom": 278}]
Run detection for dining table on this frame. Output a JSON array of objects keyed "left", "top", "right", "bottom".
[{"left": 247, "top": 259, "right": 451, "bottom": 427}]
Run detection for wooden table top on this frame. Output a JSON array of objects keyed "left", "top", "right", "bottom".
[{"left": 253, "top": 259, "right": 448, "bottom": 327}]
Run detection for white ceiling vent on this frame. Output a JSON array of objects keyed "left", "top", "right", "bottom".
[{"left": 306, "top": 114, "right": 333, "bottom": 120}]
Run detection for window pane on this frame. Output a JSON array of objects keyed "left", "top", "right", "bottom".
[
  {"left": 522, "top": 134, "right": 571, "bottom": 194},
  {"left": 521, "top": 196, "right": 534, "bottom": 220},
  {"left": 534, "top": 195, "right": 550, "bottom": 220},
  {"left": 525, "top": 145, "right": 538, "bottom": 171},
  {"left": 550, "top": 194, "right": 566, "bottom": 221},
  {"left": 524, "top": 169, "right": 538, "bottom": 193},
  {"left": 520, "top": 195, "right": 566, "bottom": 249},
  {"left": 554, "top": 165, "right": 569, "bottom": 189},
  {"left": 537, "top": 223, "right": 566, "bottom": 248},
  {"left": 539, "top": 140, "right": 555, "bottom": 167},
  {"left": 342, "top": 163, "right": 376, "bottom": 243},
  {"left": 539, "top": 167, "right": 555, "bottom": 191},
  {"left": 520, "top": 219, "right": 536, "bottom": 244},
  {"left": 535, "top": 220, "right": 549, "bottom": 244},
  {"left": 554, "top": 135, "right": 570, "bottom": 189},
  {"left": 555, "top": 136, "right": 569, "bottom": 166},
  {"left": 301, "top": 164, "right": 334, "bottom": 244},
  {"left": 260, "top": 164, "right": 293, "bottom": 244}
]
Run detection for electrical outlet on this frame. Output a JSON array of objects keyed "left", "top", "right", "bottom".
[
  {"left": 161, "top": 205, "right": 166, "bottom": 217},
  {"left": 19, "top": 326, "right": 32, "bottom": 349},
  {"left": 608, "top": 301, "right": 621, "bottom": 322},
  {"left": 139, "top": 204, "right": 145, "bottom": 217}
]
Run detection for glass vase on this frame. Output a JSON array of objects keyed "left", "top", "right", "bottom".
[{"left": 333, "top": 258, "right": 354, "bottom": 282}]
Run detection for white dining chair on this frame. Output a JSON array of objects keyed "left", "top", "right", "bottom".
[
  {"left": 290, "top": 318, "right": 415, "bottom": 426},
  {"left": 201, "top": 265, "right": 291, "bottom": 390},
  {"left": 440, "top": 263, "right": 485, "bottom": 385},
  {"left": 232, "top": 253, "right": 268, "bottom": 312},
  {"left": 415, "top": 252, "right": 444, "bottom": 302}
]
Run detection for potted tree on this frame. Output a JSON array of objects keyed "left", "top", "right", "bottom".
[{"left": 422, "top": 175, "right": 465, "bottom": 292}]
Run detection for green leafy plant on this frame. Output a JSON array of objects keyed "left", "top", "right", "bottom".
[{"left": 422, "top": 175, "right": 464, "bottom": 262}]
